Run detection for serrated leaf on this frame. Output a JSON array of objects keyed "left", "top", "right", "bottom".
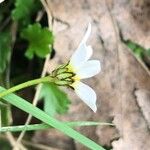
[
  {"left": 0, "top": 32, "right": 11, "bottom": 73},
  {"left": 12, "top": 0, "right": 41, "bottom": 25},
  {"left": 21, "top": 23, "right": 54, "bottom": 59},
  {"left": 12, "top": 0, "right": 33, "bottom": 21},
  {"left": 39, "top": 83, "right": 70, "bottom": 116}
]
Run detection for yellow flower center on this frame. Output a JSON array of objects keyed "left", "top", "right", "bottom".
[
  {"left": 67, "top": 63, "right": 75, "bottom": 72},
  {"left": 67, "top": 64, "right": 80, "bottom": 81}
]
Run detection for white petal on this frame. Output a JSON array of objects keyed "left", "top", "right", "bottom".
[
  {"left": 69, "top": 45, "right": 93, "bottom": 71},
  {"left": 0, "top": 0, "right": 4, "bottom": 3},
  {"left": 69, "top": 23, "right": 92, "bottom": 71},
  {"left": 76, "top": 60, "right": 101, "bottom": 79},
  {"left": 72, "top": 81, "right": 97, "bottom": 112},
  {"left": 86, "top": 45, "right": 93, "bottom": 60},
  {"left": 80, "top": 23, "right": 91, "bottom": 45}
]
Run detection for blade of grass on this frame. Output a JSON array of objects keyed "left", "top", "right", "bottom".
[
  {"left": 0, "top": 122, "right": 114, "bottom": 132},
  {"left": 0, "top": 86, "right": 105, "bottom": 150}
]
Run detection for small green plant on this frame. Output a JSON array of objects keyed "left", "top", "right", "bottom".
[{"left": 0, "top": 0, "right": 112, "bottom": 150}]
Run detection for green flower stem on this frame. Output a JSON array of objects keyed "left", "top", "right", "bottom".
[
  {"left": 0, "top": 122, "right": 114, "bottom": 132},
  {"left": 0, "top": 76, "right": 54, "bottom": 99}
]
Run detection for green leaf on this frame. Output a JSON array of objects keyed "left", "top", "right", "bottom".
[
  {"left": 12, "top": 0, "right": 33, "bottom": 22},
  {"left": 124, "top": 40, "right": 145, "bottom": 59},
  {"left": 12, "top": 0, "right": 41, "bottom": 25},
  {"left": 21, "top": 23, "right": 54, "bottom": 59},
  {"left": 0, "top": 32, "right": 11, "bottom": 73},
  {"left": 40, "top": 83, "right": 70, "bottom": 116}
]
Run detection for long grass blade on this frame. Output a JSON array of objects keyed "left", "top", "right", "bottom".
[{"left": 0, "top": 86, "right": 105, "bottom": 150}]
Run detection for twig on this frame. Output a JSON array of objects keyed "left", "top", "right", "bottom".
[
  {"left": 13, "top": 55, "right": 51, "bottom": 150},
  {"left": 0, "top": 17, "right": 11, "bottom": 31},
  {"left": 22, "top": 140, "right": 60, "bottom": 150},
  {"left": 41, "top": 0, "right": 53, "bottom": 29},
  {"left": 0, "top": 134, "right": 61, "bottom": 150},
  {"left": 6, "top": 133, "right": 27, "bottom": 150},
  {"left": 13, "top": 0, "right": 53, "bottom": 149},
  {"left": 4, "top": 22, "right": 27, "bottom": 150}
]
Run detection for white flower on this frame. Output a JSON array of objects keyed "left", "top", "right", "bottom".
[
  {"left": 0, "top": 0, "right": 5, "bottom": 3},
  {"left": 67, "top": 23, "right": 101, "bottom": 112}
]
